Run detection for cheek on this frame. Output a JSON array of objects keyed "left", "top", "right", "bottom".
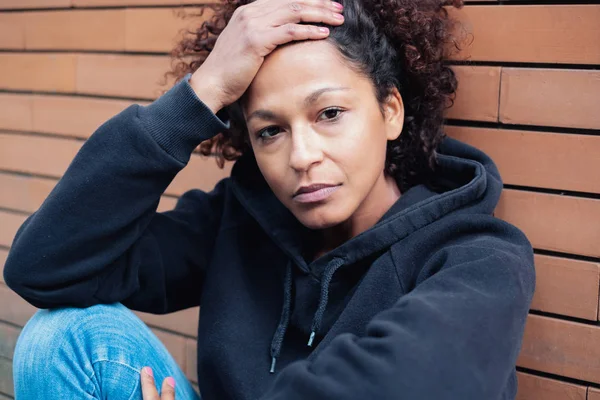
[
  {"left": 255, "top": 153, "right": 291, "bottom": 201},
  {"left": 330, "top": 118, "right": 388, "bottom": 178}
]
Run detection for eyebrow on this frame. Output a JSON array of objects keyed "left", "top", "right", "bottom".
[{"left": 246, "top": 87, "right": 351, "bottom": 123}]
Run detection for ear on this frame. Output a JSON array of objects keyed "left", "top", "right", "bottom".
[{"left": 383, "top": 86, "right": 404, "bottom": 141}]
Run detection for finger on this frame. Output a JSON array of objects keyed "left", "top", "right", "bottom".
[
  {"left": 252, "top": 0, "right": 341, "bottom": 18},
  {"left": 271, "top": 1, "right": 344, "bottom": 27},
  {"left": 140, "top": 367, "right": 160, "bottom": 400},
  {"left": 160, "top": 377, "right": 176, "bottom": 400},
  {"left": 268, "top": 23, "right": 332, "bottom": 47}
]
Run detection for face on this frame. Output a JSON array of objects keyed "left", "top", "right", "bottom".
[{"left": 242, "top": 40, "right": 404, "bottom": 232}]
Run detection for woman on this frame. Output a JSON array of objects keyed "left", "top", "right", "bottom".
[{"left": 4, "top": 0, "right": 536, "bottom": 398}]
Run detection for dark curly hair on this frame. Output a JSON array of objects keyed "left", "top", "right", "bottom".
[{"left": 166, "top": 0, "right": 466, "bottom": 193}]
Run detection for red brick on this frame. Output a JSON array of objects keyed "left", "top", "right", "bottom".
[
  {"left": 0, "top": 0, "right": 69, "bottom": 9},
  {"left": 0, "top": 132, "right": 82, "bottom": 178},
  {"left": 24, "top": 9, "right": 126, "bottom": 51},
  {"left": 497, "top": 190, "right": 600, "bottom": 259},
  {"left": 75, "top": 53, "right": 172, "bottom": 99},
  {"left": 135, "top": 307, "right": 199, "bottom": 338},
  {"left": 516, "top": 371, "right": 586, "bottom": 400},
  {"left": 151, "top": 328, "right": 188, "bottom": 375},
  {"left": 0, "top": 357, "right": 14, "bottom": 397},
  {"left": 0, "top": 283, "right": 38, "bottom": 327},
  {"left": 500, "top": 68, "right": 600, "bottom": 130},
  {"left": 185, "top": 338, "right": 197, "bottom": 383},
  {"left": 449, "top": 5, "right": 600, "bottom": 64},
  {"left": 0, "top": 13, "right": 25, "bottom": 49},
  {"left": 0, "top": 53, "right": 77, "bottom": 93},
  {"left": 0, "top": 322, "right": 21, "bottom": 360},
  {"left": 125, "top": 7, "right": 211, "bottom": 53},
  {"left": 446, "top": 127, "right": 600, "bottom": 194},
  {"left": 0, "top": 173, "right": 57, "bottom": 214},
  {"left": 0, "top": 94, "right": 32, "bottom": 132},
  {"left": 0, "top": 211, "right": 26, "bottom": 248},
  {"left": 445, "top": 66, "right": 500, "bottom": 122}
]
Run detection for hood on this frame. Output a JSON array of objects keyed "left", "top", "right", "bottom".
[{"left": 227, "top": 135, "right": 503, "bottom": 372}]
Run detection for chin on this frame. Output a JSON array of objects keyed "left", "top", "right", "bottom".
[{"left": 294, "top": 205, "right": 350, "bottom": 230}]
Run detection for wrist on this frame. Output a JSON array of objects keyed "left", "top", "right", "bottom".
[
  {"left": 188, "top": 73, "right": 225, "bottom": 116},
  {"left": 138, "top": 73, "right": 229, "bottom": 163}
]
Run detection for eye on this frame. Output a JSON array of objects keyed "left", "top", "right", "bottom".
[
  {"left": 257, "top": 126, "right": 282, "bottom": 140},
  {"left": 255, "top": 108, "right": 345, "bottom": 142},
  {"left": 317, "top": 107, "right": 344, "bottom": 122}
]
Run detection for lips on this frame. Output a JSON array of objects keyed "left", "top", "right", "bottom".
[
  {"left": 292, "top": 183, "right": 342, "bottom": 204},
  {"left": 293, "top": 183, "right": 339, "bottom": 197}
]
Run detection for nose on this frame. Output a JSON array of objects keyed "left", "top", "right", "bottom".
[{"left": 288, "top": 127, "right": 323, "bottom": 172}]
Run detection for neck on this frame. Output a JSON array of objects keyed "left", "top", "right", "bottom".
[{"left": 311, "top": 172, "right": 401, "bottom": 261}]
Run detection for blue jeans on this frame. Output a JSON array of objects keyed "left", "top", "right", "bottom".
[{"left": 12, "top": 302, "right": 201, "bottom": 399}]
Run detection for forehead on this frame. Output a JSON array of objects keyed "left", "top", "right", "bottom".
[{"left": 243, "top": 40, "right": 369, "bottom": 111}]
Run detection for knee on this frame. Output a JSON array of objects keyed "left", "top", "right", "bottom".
[
  {"left": 13, "top": 302, "right": 143, "bottom": 373},
  {"left": 13, "top": 303, "right": 150, "bottom": 398}
]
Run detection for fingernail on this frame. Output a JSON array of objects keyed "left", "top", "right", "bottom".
[
  {"left": 143, "top": 367, "right": 153, "bottom": 377},
  {"left": 319, "top": 27, "right": 329, "bottom": 33},
  {"left": 332, "top": 2, "right": 343, "bottom": 10},
  {"left": 333, "top": 13, "right": 344, "bottom": 20},
  {"left": 166, "top": 377, "right": 176, "bottom": 388}
]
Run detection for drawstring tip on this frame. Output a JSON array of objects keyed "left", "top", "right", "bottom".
[
  {"left": 307, "top": 331, "right": 315, "bottom": 347},
  {"left": 270, "top": 357, "right": 276, "bottom": 374}
]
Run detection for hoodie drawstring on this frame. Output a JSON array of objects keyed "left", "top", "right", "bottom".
[
  {"left": 308, "top": 257, "right": 345, "bottom": 347},
  {"left": 269, "top": 257, "right": 345, "bottom": 373},
  {"left": 269, "top": 260, "right": 293, "bottom": 373}
]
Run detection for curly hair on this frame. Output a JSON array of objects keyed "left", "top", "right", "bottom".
[{"left": 165, "top": 0, "right": 466, "bottom": 193}]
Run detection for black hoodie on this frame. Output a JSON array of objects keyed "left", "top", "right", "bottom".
[{"left": 4, "top": 73, "right": 536, "bottom": 400}]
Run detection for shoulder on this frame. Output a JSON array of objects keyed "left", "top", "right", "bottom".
[
  {"left": 428, "top": 212, "right": 532, "bottom": 256},
  {"left": 390, "top": 213, "right": 535, "bottom": 294}
]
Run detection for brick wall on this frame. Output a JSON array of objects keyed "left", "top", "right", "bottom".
[{"left": 0, "top": 0, "right": 599, "bottom": 398}]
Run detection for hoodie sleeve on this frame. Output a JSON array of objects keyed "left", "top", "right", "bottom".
[
  {"left": 260, "top": 221, "right": 536, "bottom": 400},
  {"left": 3, "top": 73, "right": 230, "bottom": 314}
]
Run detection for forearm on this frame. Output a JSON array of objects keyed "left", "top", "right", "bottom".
[{"left": 3, "top": 74, "right": 229, "bottom": 309}]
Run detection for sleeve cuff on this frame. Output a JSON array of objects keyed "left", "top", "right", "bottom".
[{"left": 138, "top": 73, "right": 231, "bottom": 163}]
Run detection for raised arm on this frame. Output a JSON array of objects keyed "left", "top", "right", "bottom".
[
  {"left": 4, "top": 74, "right": 229, "bottom": 313},
  {"left": 5, "top": 0, "right": 349, "bottom": 312}
]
